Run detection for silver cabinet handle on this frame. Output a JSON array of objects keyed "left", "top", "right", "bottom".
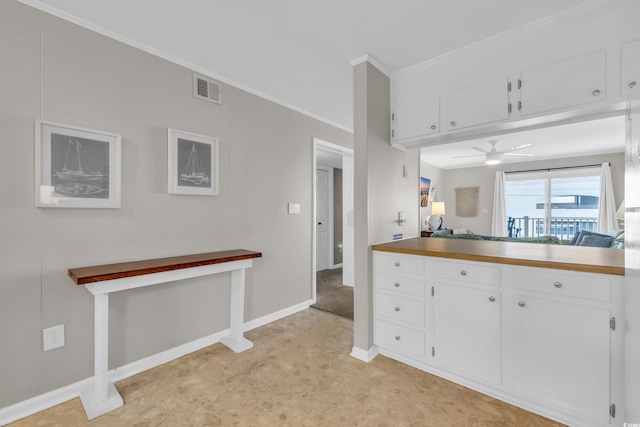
[
  {"left": 629, "top": 81, "right": 637, "bottom": 89},
  {"left": 489, "top": 296, "right": 496, "bottom": 302},
  {"left": 554, "top": 281, "right": 562, "bottom": 288},
  {"left": 394, "top": 282, "right": 400, "bottom": 288},
  {"left": 518, "top": 301, "right": 526, "bottom": 308},
  {"left": 394, "top": 262, "right": 400, "bottom": 267},
  {"left": 430, "top": 125, "right": 436, "bottom": 130},
  {"left": 592, "top": 89, "right": 601, "bottom": 96},
  {"left": 395, "top": 306, "right": 400, "bottom": 312},
  {"left": 395, "top": 335, "right": 400, "bottom": 341},
  {"left": 460, "top": 270, "right": 467, "bottom": 276},
  {"left": 450, "top": 121, "right": 456, "bottom": 127}
]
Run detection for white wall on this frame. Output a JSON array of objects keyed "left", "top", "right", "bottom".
[{"left": 0, "top": 1, "right": 352, "bottom": 408}]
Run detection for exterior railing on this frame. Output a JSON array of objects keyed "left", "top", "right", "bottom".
[{"left": 508, "top": 216, "right": 598, "bottom": 241}]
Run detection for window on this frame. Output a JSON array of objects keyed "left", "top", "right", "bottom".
[{"left": 505, "top": 167, "right": 600, "bottom": 240}]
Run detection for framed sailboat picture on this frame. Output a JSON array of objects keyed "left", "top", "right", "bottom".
[
  {"left": 35, "top": 120, "right": 121, "bottom": 208},
  {"left": 168, "top": 128, "right": 218, "bottom": 196}
]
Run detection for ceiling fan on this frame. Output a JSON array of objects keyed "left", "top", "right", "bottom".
[{"left": 454, "top": 140, "right": 534, "bottom": 165}]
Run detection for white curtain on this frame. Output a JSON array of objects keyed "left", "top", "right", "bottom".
[
  {"left": 598, "top": 162, "right": 618, "bottom": 233},
  {"left": 491, "top": 171, "right": 507, "bottom": 236}
]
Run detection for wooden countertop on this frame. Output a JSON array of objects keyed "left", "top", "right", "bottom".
[
  {"left": 371, "top": 238, "right": 625, "bottom": 276},
  {"left": 68, "top": 250, "right": 263, "bottom": 285}
]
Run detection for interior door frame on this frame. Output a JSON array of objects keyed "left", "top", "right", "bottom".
[
  {"left": 316, "top": 164, "right": 332, "bottom": 272},
  {"left": 312, "top": 138, "right": 354, "bottom": 304}
]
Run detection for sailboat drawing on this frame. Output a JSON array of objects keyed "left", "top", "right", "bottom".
[
  {"left": 53, "top": 138, "right": 107, "bottom": 196},
  {"left": 180, "top": 144, "right": 210, "bottom": 185}
]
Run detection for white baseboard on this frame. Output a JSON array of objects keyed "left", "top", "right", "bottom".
[
  {"left": 0, "top": 300, "right": 312, "bottom": 426},
  {"left": 350, "top": 345, "right": 379, "bottom": 362}
]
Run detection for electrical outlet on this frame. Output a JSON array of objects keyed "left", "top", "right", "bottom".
[{"left": 43, "top": 324, "right": 65, "bottom": 351}]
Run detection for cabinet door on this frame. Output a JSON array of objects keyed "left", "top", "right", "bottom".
[
  {"left": 433, "top": 283, "right": 501, "bottom": 384},
  {"left": 519, "top": 50, "right": 606, "bottom": 116},
  {"left": 513, "top": 296, "right": 610, "bottom": 424},
  {"left": 445, "top": 76, "right": 510, "bottom": 131},
  {"left": 621, "top": 39, "right": 640, "bottom": 97},
  {"left": 391, "top": 96, "right": 440, "bottom": 141}
]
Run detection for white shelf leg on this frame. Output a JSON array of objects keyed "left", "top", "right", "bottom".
[
  {"left": 79, "top": 293, "right": 123, "bottom": 420},
  {"left": 220, "top": 268, "right": 254, "bottom": 353}
]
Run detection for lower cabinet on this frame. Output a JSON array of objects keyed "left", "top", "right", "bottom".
[
  {"left": 513, "top": 295, "right": 611, "bottom": 424},
  {"left": 433, "top": 283, "right": 501, "bottom": 385},
  {"left": 373, "top": 251, "right": 622, "bottom": 427}
]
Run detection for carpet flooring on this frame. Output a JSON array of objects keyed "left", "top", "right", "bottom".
[
  {"left": 311, "top": 268, "right": 353, "bottom": 319},
  {"left": 9, "top": 309, "right": 563, "bottom": 427}
]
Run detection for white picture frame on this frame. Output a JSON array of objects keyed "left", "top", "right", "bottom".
[
  {"left": 35, "top": 120, "right": 121, "bottom": 208},
  {"left": 168, "top": 128, "right": 219, "bottom": 196}
]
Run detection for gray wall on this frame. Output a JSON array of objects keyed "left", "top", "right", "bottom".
[
  {"left": 353, "top": 61, "right": 419, "bottom": 352},
  {"left": 333, "top": 168, "right": 343, "bottom": 265},
  {"left": 0, "top": 1, "right": 352, "bottom": 408},
  {"left": 425, "top": 152, "right": 625, "bottom": 235}
]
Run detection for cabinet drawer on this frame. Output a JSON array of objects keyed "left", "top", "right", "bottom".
[
  {"left": 434, "top": 260, "right": 500, "bottom": 286},
  {"left": 375, "top": 253, "right": 425, "bottom": 276},
  {"left": 376, "top": 273, "right": 425, "bottom": 296},
  {"left": 514, "top": 269, "right": 610, "bottom": 302},
  {"left": 375, "top": 319, "right": 425, "bottom": 357},
  {"left": 376, "top": 293, "right": 425, "bottom": 326}
]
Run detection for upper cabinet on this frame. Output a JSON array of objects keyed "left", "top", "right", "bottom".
[
  {"left": 519, "top": 51, "right": 606, "bottom": 117},
  {"left": 445, "top": 77, "right": 511, "bottom": 131},
  {"left": 391, "top": 96, "right": 440, "bottom": 143},
  {"left": 621, "top": 39, "right": 640, "bottom": 98}
]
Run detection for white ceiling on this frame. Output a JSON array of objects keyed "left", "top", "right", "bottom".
[
  {"left": 20, "top": 0, "right": 592, "bottom": 132},
  {"left": 419, "top": 115, "right": 626, "bottom": 170}
]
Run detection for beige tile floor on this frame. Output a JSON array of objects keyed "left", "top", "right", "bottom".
[{"left": 10, "top": 309, "right": 564, "bottom": 426}]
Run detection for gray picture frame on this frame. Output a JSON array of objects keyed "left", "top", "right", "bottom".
[
  {"left": 168, "top": 128, "right": 219, "bottom": 196},
  {"left": 35, "top": 120, "right": 122, "bottom": 208}
]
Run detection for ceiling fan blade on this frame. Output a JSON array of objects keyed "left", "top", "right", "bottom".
[
  {"left": 501, "top": 143, "right": 533, "bottom": 153},
  {"left": 471, "top": 146, "right": 490, "bottom": 153},
  {"left": 453, "top": 154, "right": 486, "bottom": 159},
  {"left": 503, "top": 153, "right": 534, "bottom": 157}
]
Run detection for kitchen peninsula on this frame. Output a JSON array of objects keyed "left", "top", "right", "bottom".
[{"left": 371, "top": 237, "right": 624, "bottom": 427}]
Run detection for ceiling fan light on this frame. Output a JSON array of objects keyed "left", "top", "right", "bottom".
[{"left": 486, "top": 152, "right": 501, "bottom": 165}]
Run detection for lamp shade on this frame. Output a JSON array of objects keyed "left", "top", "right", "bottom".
[{"left": 431, "top": 201, "right": 446, "bottom": 215}]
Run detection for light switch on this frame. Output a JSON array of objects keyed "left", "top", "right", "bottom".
[{"left": 288, "top": 203, "right": 301, "bottom": 214}]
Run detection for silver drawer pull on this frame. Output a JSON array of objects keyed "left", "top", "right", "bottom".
[
  {"left": 394, "top": 282, "right": 400, "bottom": 287},
  {"left": 450, "top": 121, "right": 456, "bottom": 127},
  {"left": 394, "top": 262, "right": 401, "bottom": 267},
  {"left": 518, "top": 301, "right": 526, "bottom": 308},
  {"left": 553, "top": 281, "right": 562, "bottom": 288},
  {"left": 460, "top": 270, "right": 467, "bottom": 276},
  {"left": 592, "top": 89, "right": 601, "bottom": 96},
  {"left": 489, "top": 296, "right": 496, "bottom": 302},
  {"left": 430, "top": 124, "right": 436, "bottom": 130},
  {"left": 395, "top": 335, "right": 400, "bottom": 341},
  {"left": 395, "top": 306, "right": 400, "bottom": 312},
  {"left": 630, "top": 81, "right": 637, "bottom": 89}
]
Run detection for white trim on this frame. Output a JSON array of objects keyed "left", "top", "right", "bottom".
[
  {"left": 349, "top": 54, "right": 390, "bottom": 77},
  {"left": 15, "top": 0, "right": 354, "bottom": 134},
  {"left": 350, "top": 345, "right": 379, "bottom": 363},
  {"left": 0, "top": 300, "right": 311, "bottom": 426}
]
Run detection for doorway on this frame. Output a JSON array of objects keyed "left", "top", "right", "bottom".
[{"left": 312, "top": 138, "right": 354, "bottom": 318}]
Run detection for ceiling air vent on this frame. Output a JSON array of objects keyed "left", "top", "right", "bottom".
[{"left": 193, "top": 74, "right": 222, "bottom": 105}]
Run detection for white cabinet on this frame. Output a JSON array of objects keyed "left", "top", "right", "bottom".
[
  {"left": 445, "top": 76, "right": 510, "bottom": 130},
  {"left": 621, "top": 39, "right": 640, "bottom": 98},
  {"left": 433, "top": 282, "right": 501, "bottom": 385},
  {"left": 391, "top": 96, "right": 440, "bottom": 142},
  {"left": 513, "top": 296, "right": 611, "bottom": 424},
  {"left": 372, "top": 249, "right": 623, "bottom": 427},
  {"left": 519, "top": 50, "right": 606, "bottom": 116}
]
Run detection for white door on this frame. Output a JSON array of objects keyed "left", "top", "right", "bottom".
[
  {"left": 512, "top": 295, "right": 610, "bottom": 424},
  {"left": 433, "top": 282, "right": 502, "bottom": 385},
  {"left": 316, "top": 167, "right": 329, "bottom": 271}
]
